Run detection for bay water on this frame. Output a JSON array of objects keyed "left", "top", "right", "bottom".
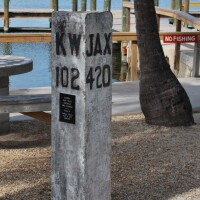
[{"left": 0, "top": 0, "right": 199, "bottom": 88}]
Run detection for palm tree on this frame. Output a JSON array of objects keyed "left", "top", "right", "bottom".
[{"left": 134, "top": 0, "right": 194, "bottom": 126}]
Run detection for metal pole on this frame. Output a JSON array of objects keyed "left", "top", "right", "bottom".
[
  {"left": 104, "top": 0, "right": 111, "bottom": 11},
  {"left": 90, "top": 0, "right": 96, "bottom": 11},
  {"left": 4, "top": 0, "right": 9, "bottom": 32},
  {"left": 81, "top": 0, "right": 87, "bottom": 11},
  {"left": 72, "top": 0, "right": 78, "bottom": 11}
]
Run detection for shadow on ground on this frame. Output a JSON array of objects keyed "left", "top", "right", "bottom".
[{"left": 1, "top": 114, "right": 200, "bottom": 199}]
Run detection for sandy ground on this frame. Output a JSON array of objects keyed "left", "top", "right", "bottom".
[{"left": 0, "top": 113, "right": 200, "bottom": 200}]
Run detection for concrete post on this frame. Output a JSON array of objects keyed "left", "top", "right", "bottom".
[{"left": 51, "top": 11, "right": 113, "bottom": 200}]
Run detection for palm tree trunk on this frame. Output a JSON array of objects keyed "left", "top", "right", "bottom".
[{"left": 134, "top": 0, "right": 194, "bottom": 126}]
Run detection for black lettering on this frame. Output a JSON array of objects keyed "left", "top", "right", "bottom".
[
  {"left": 103, "top": 33, "right": 111, "bottom": 55},
  {"left": 56, "top": 33, "right": 66, "bottom": 56},
  {"left": 86, "top": 67, "right": 95, "bottom": 90},
  {"left": 94, "top": 33, "right": 102, "bottom": 56},
  {"left": 102, "top": 65, "right": 111, "bottom": 87},
  {"left": 86, "top": 34, "right": 94, "bottom": 57},
  {"left": 56, "top": 67, "right": 59, "bottom": 87},
  {"left": 61, "top": 66, "right": 68, "bottom": 87},
  {"left": 95, "top": 66, "right": 102, "bottom": 88},
  {"left": 68, "top": 33, "right": 81, "bottom": 56},
  {"left": 71, "top": 68, "right": 80, "bottom": 90}
]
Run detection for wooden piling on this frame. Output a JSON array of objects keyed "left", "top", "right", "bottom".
[
  {"left": 104, "top": 0, "right": 111, "bottom": 11},
  {"left": 154, "top": 0, "right": 160, "bottom": 30},
  {"left": 183, "top": 0, "right": 190, "bottom": 27},
  {"left": 50, "top": 0, "right": 58, "bottom": 11},
  {"left": 3, "top": 42, "right": 12, "bottom": 55},
  {"left": 175, "top": 0, "right": 182, "bottom": 10},
  {"left": 4, "top": 0, "right": 9, "bottom": 32},
  {"left": 154, "top": 0, "right": 159, "bottom": 6},
  {"left": 122, "top": 0, "right": 130, "bottom": 32},
  {"left": 81, "top": 0, "right": 87, "bottom": 11},
  {"left": 182, "top": 0, "right": 190, "bottom": 12},
  {"left": 174, "top": 19, "right": 182, "bottom": 72},
  {"left": 170, "top": 0, "right": 182, "bottom": 25},
  {"left": 171, "top": 0, "right": 175, "bottom": 9},
  {"left": 192, "top": 41, "right": 200, "bottom": 77},
  {"left": 90, "top": 0, "right": 96, "bottom": 11},
  {"left": 72, "top": 0, "right": 78, "bottom": 11},
  {"left": 130, "top": 42, "right": 138, "bottom": 80}
]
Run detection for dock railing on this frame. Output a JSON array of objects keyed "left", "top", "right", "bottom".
[
  {"left": 1, "top": 1, "right": 200, "bottom": 80},
  {"left": 1, "top": 0, "right": 111, "bottom": 32},
  {"left": 122, "top": 1, "right": 200, "bottom": 79}
]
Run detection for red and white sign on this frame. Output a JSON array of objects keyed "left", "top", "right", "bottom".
[{"left": 163, "top": 34, "right": 198, "bottom": 43}]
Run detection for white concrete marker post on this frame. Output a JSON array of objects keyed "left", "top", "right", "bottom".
[{"left": 51, "top": 11, "right": 113, "bottom": 200}]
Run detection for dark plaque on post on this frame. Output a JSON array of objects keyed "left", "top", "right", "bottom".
[{"left": 59, "top": 93, "right": 75, "bottom": 124}]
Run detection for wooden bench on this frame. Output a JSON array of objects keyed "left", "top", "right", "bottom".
[{"left": 0, "top": 88, "right": 51, "bottom": 124}]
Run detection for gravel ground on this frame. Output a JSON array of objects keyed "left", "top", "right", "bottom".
[{"left": 0, "top": 113, "right": 200, "bottom": 200}]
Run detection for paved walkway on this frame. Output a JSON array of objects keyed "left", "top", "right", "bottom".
[
  {"left": 10, "top": 77, "right": 200, "bottom": 121},
  {"left": 112, "top": 77, "right": 200, "bottom": 115}
]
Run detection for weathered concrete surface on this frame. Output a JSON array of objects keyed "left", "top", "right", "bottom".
[
  {"left": 51, "top": 11, "right": 113, "bottom": 200},
  {"left": 0, "top": 77, "right": 9, "bottom": 133},
  {"left": 0, "top": 55, "right": 33, "bottom": 134}
]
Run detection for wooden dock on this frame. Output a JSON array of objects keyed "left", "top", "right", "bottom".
[
  {"left": 1, "top": 3, "right": 200, "bottom": 80},
  {"left": 0, "top": 9, "right": 53, "bottom": 18}
]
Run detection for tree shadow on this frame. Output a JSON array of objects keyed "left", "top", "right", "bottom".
[
  {"left": 0, "top": 120, "right": 51, "bottom": 149},
  {"left": 0, "top": 145, "right": 51, "bottom": 200},
  {"left": 1, "top": 115, "right": 200, "bottom": 199},
  {"left": 111, "top": 113, "right": 200, "bottom": 200},
  {"left": 0, "top": 182, "right": 51, "bottom": 200}
]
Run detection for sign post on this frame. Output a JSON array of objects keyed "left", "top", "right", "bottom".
[{"left": 51, "top": 11, "right": 113, "bottom": 200}]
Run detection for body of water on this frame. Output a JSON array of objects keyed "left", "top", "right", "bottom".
[{"left": 0, "top": 0, "right": 199, "bottom": 88}]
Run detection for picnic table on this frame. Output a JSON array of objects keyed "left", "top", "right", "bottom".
[{"left": 0, "top": 55, "right": 33, "bottom": 133}]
